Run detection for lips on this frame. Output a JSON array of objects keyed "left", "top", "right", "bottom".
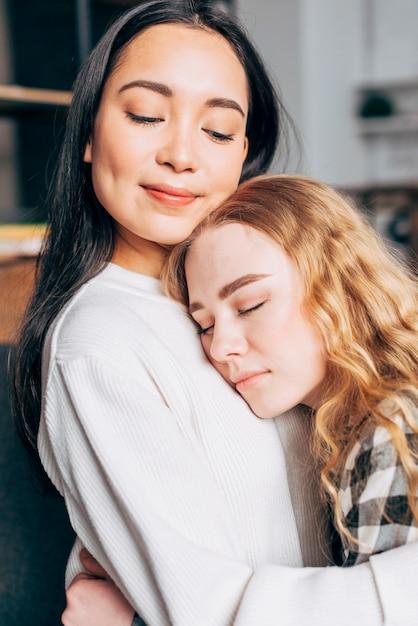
[
  {"left": 143, "top": 184, "right": 197, "bottom": 207},
  {"left": 231, "top": 370, "right": 270, "bottom": 393}
]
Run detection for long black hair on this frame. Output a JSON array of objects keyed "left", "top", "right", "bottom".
[{"left": 10, "top": 0, "right": 293, "bottom": 490}]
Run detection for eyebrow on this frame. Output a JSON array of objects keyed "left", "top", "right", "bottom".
[
  {"left": 119, "top": 80, "right": 172, "bottom": 97},
  {"left": 119, "top": 80, "right": 245, "bottom": 117},
  {"left": 189, "top": 273, "right": 271, "bottom": 314},
  {"left": 206, "top": 97, "right": 245, "bottom": 117}
]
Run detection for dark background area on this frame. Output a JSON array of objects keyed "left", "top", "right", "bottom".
[
  {"left": 3, "top": 0, "right": 134, "bottom": 222},
  {"left": 0, "top": 343, "right": 75, "bottom": 625}
]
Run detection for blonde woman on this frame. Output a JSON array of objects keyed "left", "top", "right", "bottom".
[{"left": 165, "top": 173, "right": 418, "bottom": 567}]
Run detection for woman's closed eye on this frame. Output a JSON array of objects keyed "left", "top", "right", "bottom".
[
  {"left": 203, "top": 129, "right": 234, "bottom": 143},
  {"left": 238, "top": 301, "right": 266, "bottom": 316},
  {"left": 195, "top": 321, "right": 214, "bottom": 336},
  {"left": 193, "top": 301, "right": 266, "bottom": 336},
  {"left": 126, "top": 112, "right": 163, "bottom": 126}
]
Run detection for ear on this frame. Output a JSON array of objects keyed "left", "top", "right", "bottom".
[
  {"left": 242, "top": 137, "right": 249, "bottom": 162},
  {"left": 84, "top": 138, "right": 92, "bottom": 163}
]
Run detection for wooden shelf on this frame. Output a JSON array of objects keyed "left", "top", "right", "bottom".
[
  {"left": 0, "top": 225, "right": 46, "bottom": 343},
  {"left": 0, "top": 85, "right": 72, "bottom": 115},
  {"left": 356, "top": 78, "right": 418, "bottom": 92},
  {"left": 0, "top": 257, "right": 36, "bottom": 343},
  {"left": 357, "top": 113, "right": 418, "bottom": 136},
  {"left": 0, "top": 224, "right": 46, "bottom": 260}
]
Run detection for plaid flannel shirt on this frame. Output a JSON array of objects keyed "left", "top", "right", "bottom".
[{"left": 335, "top": 400, "right": 418, "bottom": 566}]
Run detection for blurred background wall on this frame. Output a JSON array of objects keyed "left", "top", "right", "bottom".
[
  {"left": 237, "top": 0, "right": 418, "bottom": 261},
  {"left": 238, "top": 0, "right": 418, "bottom": 187}
]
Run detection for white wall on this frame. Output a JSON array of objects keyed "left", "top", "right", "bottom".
[
  {"left": 236, "top": 0, "right": 418, "bottom": 187},
  {"left": 237, "top": 0, "right": 305, "bottom": 173},
  {"left": 369, "top": 0, "right": 418, "bottom": 81}
]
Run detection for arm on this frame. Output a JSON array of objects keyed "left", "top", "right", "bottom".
[
  {"left": 40, "top": 355, "right": 253, "bottom": 626},
  {"left": 234, "top": 542, "right": 418, "bottom": 626},
  {"left": 63, "top": 542, "right": 418, "bottom": 626}
]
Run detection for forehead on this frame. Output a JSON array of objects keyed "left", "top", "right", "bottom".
[
  {"left": 186, "top": 223, "right": 282, "bottom": 282},
  {"left": 193, "top": 222, "right": 269, "bottom": 254},
  {"left": 185, "top": 222, "right": 303, "bottom": 309},
  {"left": 114, "top": 22, "right": 246, "bottom": 83}
]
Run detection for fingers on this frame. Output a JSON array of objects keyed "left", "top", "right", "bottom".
[
  {"left": 71, "top": 571, "right": 97, "bottom": 583},
  {"left": 62, "top": 576, "right": 135, "bottom": 626},
  {"left": 79, "top": 548, "right": 110, "bottom": 580}
]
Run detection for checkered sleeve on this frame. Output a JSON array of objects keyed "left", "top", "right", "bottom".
[{"left": 337, "top": 408, "right": 418, "bottom": 567}]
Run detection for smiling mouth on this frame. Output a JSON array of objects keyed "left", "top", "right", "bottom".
[{"left": 144, "top": 185, "right": 197, "bottom": 207}]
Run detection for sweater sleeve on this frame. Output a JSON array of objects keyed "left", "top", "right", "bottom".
[
  {"left": 234, "top": 541, "right": 418, "bottom": 626},
  {"left": 39, "top": 355, "right": 252, "bottom": 626}
]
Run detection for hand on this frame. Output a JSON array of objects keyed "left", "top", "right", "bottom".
[
  {"left": 61, "top": 549, "right": 135, "bottom": 626},
  {"left": 79, "top": 548, "right": 111, "bottom": 578}
]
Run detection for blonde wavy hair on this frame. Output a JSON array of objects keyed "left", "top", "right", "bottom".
[{"left": 162, "top": 173, "right": 418, "bottom": 545}]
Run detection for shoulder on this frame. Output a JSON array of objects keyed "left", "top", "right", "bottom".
[
  {"left": 345, "top": 399, "right": 418, "bottom": 475},
  {"left": 338, "top": 399, "right": 418, "bottom": 565},
  {"left": 42, "top": 263, "right": 212, "bottom": 386},
  {"left": 44, "top": 264, "right": 193, "bottom": 363},
  {"left": 339, "top": 400, "right": 418, "bottom": 507}
]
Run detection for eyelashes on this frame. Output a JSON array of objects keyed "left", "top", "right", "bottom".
[
  {"left": 197, "top": 324, "right": 214, "bottom": 336},
  {"left": 194, "top": 301, "right": 267, "bottom": 336},
  {"left": 238, "top": 301, "right": 265, "bottom": 316},
  {"left": 126, "top": 113, "right": 162, "bottom": 126},
  {"left": 125, "top": 113, "right": 235, "bottom": 143},
  {"left": 203, "top": 129, "right": 234, "bottom": 143}
]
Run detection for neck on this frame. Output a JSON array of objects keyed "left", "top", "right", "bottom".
[{"left": 112, "top": 234, "right": 166, "bottom": 278}]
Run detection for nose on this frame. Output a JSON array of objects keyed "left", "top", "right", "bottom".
[
  {"left": 209, "top": 323, "right": 247, "bottom": 364},
  {"left": 156, "top": 121, "right": 199, "bottom": 173}
]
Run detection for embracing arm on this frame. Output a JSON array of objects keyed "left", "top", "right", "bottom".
[
  {"left": 234, "top": 542, "right": 418, "bottom": 625},
  {"left": 64, "top": 540, "right": 418, "bottom": 626},
  {"left": 40, "top": 355, "right": 255, "bottom": 625}
]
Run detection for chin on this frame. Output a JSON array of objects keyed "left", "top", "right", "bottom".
[
  {"left": 249, "top": 405, "right": 278, "bottom": 419},
  {"left": 252, "top": 401, "right": 302, "bottom": 419}
]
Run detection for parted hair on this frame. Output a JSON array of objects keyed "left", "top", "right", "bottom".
[
  {"left": 163, "top": 173, "right": 418, "bottom": 541},
  {"left": 10, "top": 0, "right": 293, "bottom": 490}
]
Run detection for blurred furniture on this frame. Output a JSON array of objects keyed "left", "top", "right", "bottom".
[
  {"left": 344, "top": 184, "right": 418, "bottom": 268},
  {"left": 0, "top": 230, "right": 75, "bottom": 625},
  {"left": 0, "top": 332, "right": 74, "bottom": 626},
  {"left": 0, "top": 338, "right": 75, "bottom": 625},
  {"left": 0, "top": 224, "right": 44, "bottom": 343},
  {"left": 0, "top": 0, "right": 137, "bottom": 222}
]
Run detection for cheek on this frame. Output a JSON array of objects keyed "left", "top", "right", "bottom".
[
  {"left": 200, "top": 336, "right": 215, "bottom": 364},
  {"left": 301, "top": 322, "right": 327, "bottom": 378},
  {"left": 210, "top": 147, "right": 246, "bottom": 194}
]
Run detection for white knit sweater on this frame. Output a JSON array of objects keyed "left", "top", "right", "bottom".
[{"left": 38, "top": 263, "right": 418, "bottom": 626}]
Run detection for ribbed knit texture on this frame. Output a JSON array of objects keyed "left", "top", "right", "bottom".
[{"left": 38, "top": 263, "right": 415, "bottom": 625}]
